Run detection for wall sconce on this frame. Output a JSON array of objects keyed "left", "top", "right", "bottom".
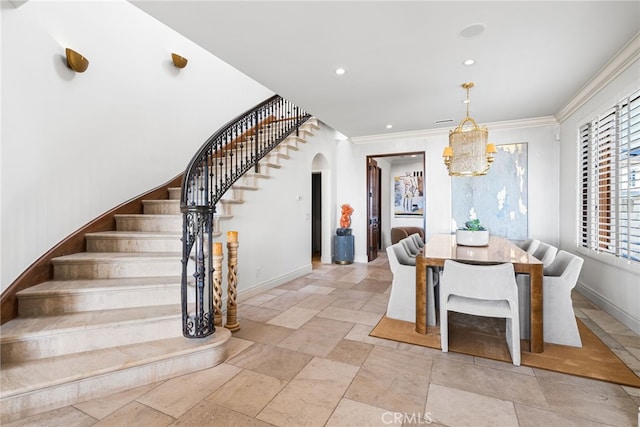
[
  {"left": 65, "top": 48, "right": 89, "bottom": 73},
  {"left": 443, "top": 82, "right": 496, "bottom": 176},
  {"left": 171, "top": 53, "right": 188, "bottom": 69}
]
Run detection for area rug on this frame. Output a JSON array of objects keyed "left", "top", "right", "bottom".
[{"left": 369, "top": 313, "right": 640, "bottom": 387}]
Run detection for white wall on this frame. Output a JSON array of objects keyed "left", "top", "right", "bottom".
[
  {"left": 216, "top": 123, "right": 338, "bottom": 298},
  {"left": 558, "top": 59, "right": 640, "bottom": 334},
  {"left": 345, "top": 121, "right": 560, "bottom": 262},
  {"left": 1, "top": 0, "right": 274, "bottom": 292}
]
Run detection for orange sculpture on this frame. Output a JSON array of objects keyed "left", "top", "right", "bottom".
[{"left": 340, "top": 204, "right": 354, "bottom": 228}]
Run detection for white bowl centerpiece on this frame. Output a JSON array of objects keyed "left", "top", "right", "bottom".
[{"left": 456, "top": 218, "right": 489, "bottom": 247}]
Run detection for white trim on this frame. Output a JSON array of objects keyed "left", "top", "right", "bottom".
[
  {"left": 350, "top": 116, "right": 558, "bottom": 144},
  {"left": 576, "top": 282, "right": 640, "bottom": 335},
  {"left": 556, "top": 31, "right": 640, "bottom": 123}
]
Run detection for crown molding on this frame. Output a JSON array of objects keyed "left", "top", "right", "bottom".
[
  {"left": 556, "top": 31, "right": 640, "bottom": 123},
  {"left": 350, "top": 116, "right": 558, "bottom": 145}
]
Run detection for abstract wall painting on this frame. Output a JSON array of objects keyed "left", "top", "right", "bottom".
[
  {"left": 394, "top": 171, "right": 424, "bottom": 217},
  {"left": 451, "top": 143, "right": 528, "bottom": 240}
]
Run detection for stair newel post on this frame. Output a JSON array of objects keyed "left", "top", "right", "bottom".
[
  {"left": 212, "top": 241, "right": 224, "bottom": 327},
  {"left": 225, "top": 231, "right": 240, "bottom": 331}
]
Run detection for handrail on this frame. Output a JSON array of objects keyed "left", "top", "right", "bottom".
[{"left": 180, "top": 95, "right": 311, "bottom": 338}]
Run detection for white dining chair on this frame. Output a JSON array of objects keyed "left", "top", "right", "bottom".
[
  {"left": 525, "top": 239, "right": 541, "bottom": 255},
  {"left": 400, "top": 236, "right": 421, "bottom": 257},
  {"left": 410, "top": 233, "right": 425, "bottom": 249},
  {"left": 532, "top": 242, "right": 558, "bottom": 267},
  {"left": 518, "top": 241, "right": 558, "bottom": 338},
  {"left": 386, "top": 243, "right": 437, "bottom": 326},
  {"left": 515, "top": 238, "right": 539, "bottom": 253},
  {"left": 542, "top": 250, "right": 584, "bottom": 347},
  {"left": 440, "top": 260, "right": 520, "bottom": 365}
]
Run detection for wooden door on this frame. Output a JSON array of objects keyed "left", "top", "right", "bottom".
[{"left": 367, "top": 158, "right": 381, "bottom": 261}]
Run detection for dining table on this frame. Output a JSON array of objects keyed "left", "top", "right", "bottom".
[{"left": 415, "top": 234, "right": 545, "bottom": 353}]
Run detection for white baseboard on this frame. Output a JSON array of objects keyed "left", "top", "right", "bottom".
[
  {"left": 236, "top": 264, "right": 313, "bottom": 303},
  {"left": 576, "top": 282, "right": 640, "bottom": 335}
]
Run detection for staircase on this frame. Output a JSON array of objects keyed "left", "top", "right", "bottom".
[{"left": 0, "top": 117, "right": 319, "bottom": 423}]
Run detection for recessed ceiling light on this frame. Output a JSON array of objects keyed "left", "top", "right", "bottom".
[
  {"left": 335, "top": 68, "right": 346, "bottom": 75},
  {"left": 459, "top": 23, "right": 486, "bottom": 38},
  {"left": 386, "top": 124, "right": 393, "bottom": 129},
  {"left": 463, "top": 58, "right": 475, "bottom": 66}
]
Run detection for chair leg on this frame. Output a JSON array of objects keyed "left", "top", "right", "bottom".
[
  {"left": 440, "top": 308, "right": 448, "bottom": 352},
  {"left": 506, "top": 317, "right": 521, "bottom": 366}
]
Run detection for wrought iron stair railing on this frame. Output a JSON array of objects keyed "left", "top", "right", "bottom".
[{"left": 180, "top": 95, "right": 311, "bottom": 338}]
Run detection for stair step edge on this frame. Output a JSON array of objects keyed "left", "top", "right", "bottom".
[
  {"left": 17, "top": 276, "right": 184, "bottom": 297},
  {"left": 0, "top": 305, "right": 183, "bottom": 342},
  {"left": 0, "top": 330, "right": 231, "bottom": 401}
]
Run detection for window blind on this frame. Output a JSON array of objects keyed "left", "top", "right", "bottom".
[{"left": 579, "top": 89, "right": 640, "bottom": 263}]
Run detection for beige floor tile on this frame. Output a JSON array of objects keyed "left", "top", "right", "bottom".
[
  {"left": 425, "top": 383, "right": 519, "bottom": 427},
  {"left": 613, "top": 332, "right": 640, "bottom": 349},
  {"left": 330, "top": 297, "right": 367, "bottom": 310},
  {"left": 226, "top": 342, "right": 313, "bottom": 381},
  {"left": 318, "top": 305, "right": 382, "bottom": 326},
  {"left": 360, "top": 293, "right": 390, "bottom": 314},
  {"left": 473, "top": 356, "right": 536, "bottom": 376},
  {"left": 136, "top": 363, "right": 241, "bottom": 418},
  {"left": 257, "top": 357, "right": 359, "bottom": 427},
  {"left": 325, "top": 339, "right": 373, "bottom": 366},
  {"left": 241, "top": 292, "right": 279, "bottom": 306},
  {"left": 295, "top": 293, "right": 338, "bottom": 310},
  {"left": 582, "top": 308, "right": 636, "bottom": 336},
  {"left": 74, "top": 381, "right": 163, "bottom": 420},
  {"left": 336, "top": 268, "right": 371, "bottom": 283},
  {"left": 171, "top": 401, "right": 273, "bottom": 426},
  {"left": 259, "top": 291, "right": 312, "bottom": 310},
  {"left": 266, "top": 306, "right": 320, "bottom": 329},
  {"left": 345, "top": 346, "right": 432, "bottom": 414},
  {"left": 355, "top": 278, "right": 392, "bottom": 294},
  {"left": 207, "top": 370, "right": 287, "bottom": 417},
  {"left": 230, "top": 318, "right": 293, "bottom": 345},
  {"left": 325, "top": 398, "right": 392, "bottom": 427},
  {"left": 276, "top": 277, "right": 316, "bottom": 291},
  {"left": 329, "top": 288, "right": 378, "bottom": 303},
  {"left": 534, "top": 368, "right": 638, "bottom": 425},
  {"left": 297, "top": 284, "right": 335, "bottom": 294},
  {"left": 430, "top": 358, "right": 548, "bottom": 408},
  {"left": 514, "top": 403, "right": 615, "bottom": 427},
  {"left": 277, "top": 316, "right": 355, "bottom": 357},
  {"left": 344, "top": 323, "right": 399, "bottom": 348},
  {"left": 93, "top": 401, "right": 174, "bottom": 426},
  {"left": 224, "top": 336, "right": 255, "bottom": 361},
  {"left": 237, "top": 304, "right": 282, "bottom": 322},
  {"left": 313, "top": 279, "right": 358, "bottom": 290},
  {"left": 3, "top": 407, "right": 97, "bottom": 427}
]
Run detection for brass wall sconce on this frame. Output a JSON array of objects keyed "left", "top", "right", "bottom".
[
  {"left": 65, "top": 48, "right": 89, "bottom": 73},
  {"left": 171, "top": 53, "right": 188, "bottom": 69}
]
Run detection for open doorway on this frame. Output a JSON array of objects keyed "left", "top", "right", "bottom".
[
  {"left": 367, "top": 152, "right": 425, "bottom": 259},
  {"left": 311, "top": 172, "right": 321, "bottom": 260}
]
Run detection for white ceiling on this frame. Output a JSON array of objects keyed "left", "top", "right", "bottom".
[{"left": 132, "top": 1, "right": 640, "bottom": 139}]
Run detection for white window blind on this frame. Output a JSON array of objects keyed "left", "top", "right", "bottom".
[{"left": 579, "top": 89, "right": 640, "bottom": 263}]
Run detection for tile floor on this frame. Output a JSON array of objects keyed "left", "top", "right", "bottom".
[{"left": 6, "top": 254, "right": 640, "bottom": 427}]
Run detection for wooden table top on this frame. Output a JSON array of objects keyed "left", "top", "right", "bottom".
[{"left": 420, "top": 234, "right": 542, "bottom": 268}]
